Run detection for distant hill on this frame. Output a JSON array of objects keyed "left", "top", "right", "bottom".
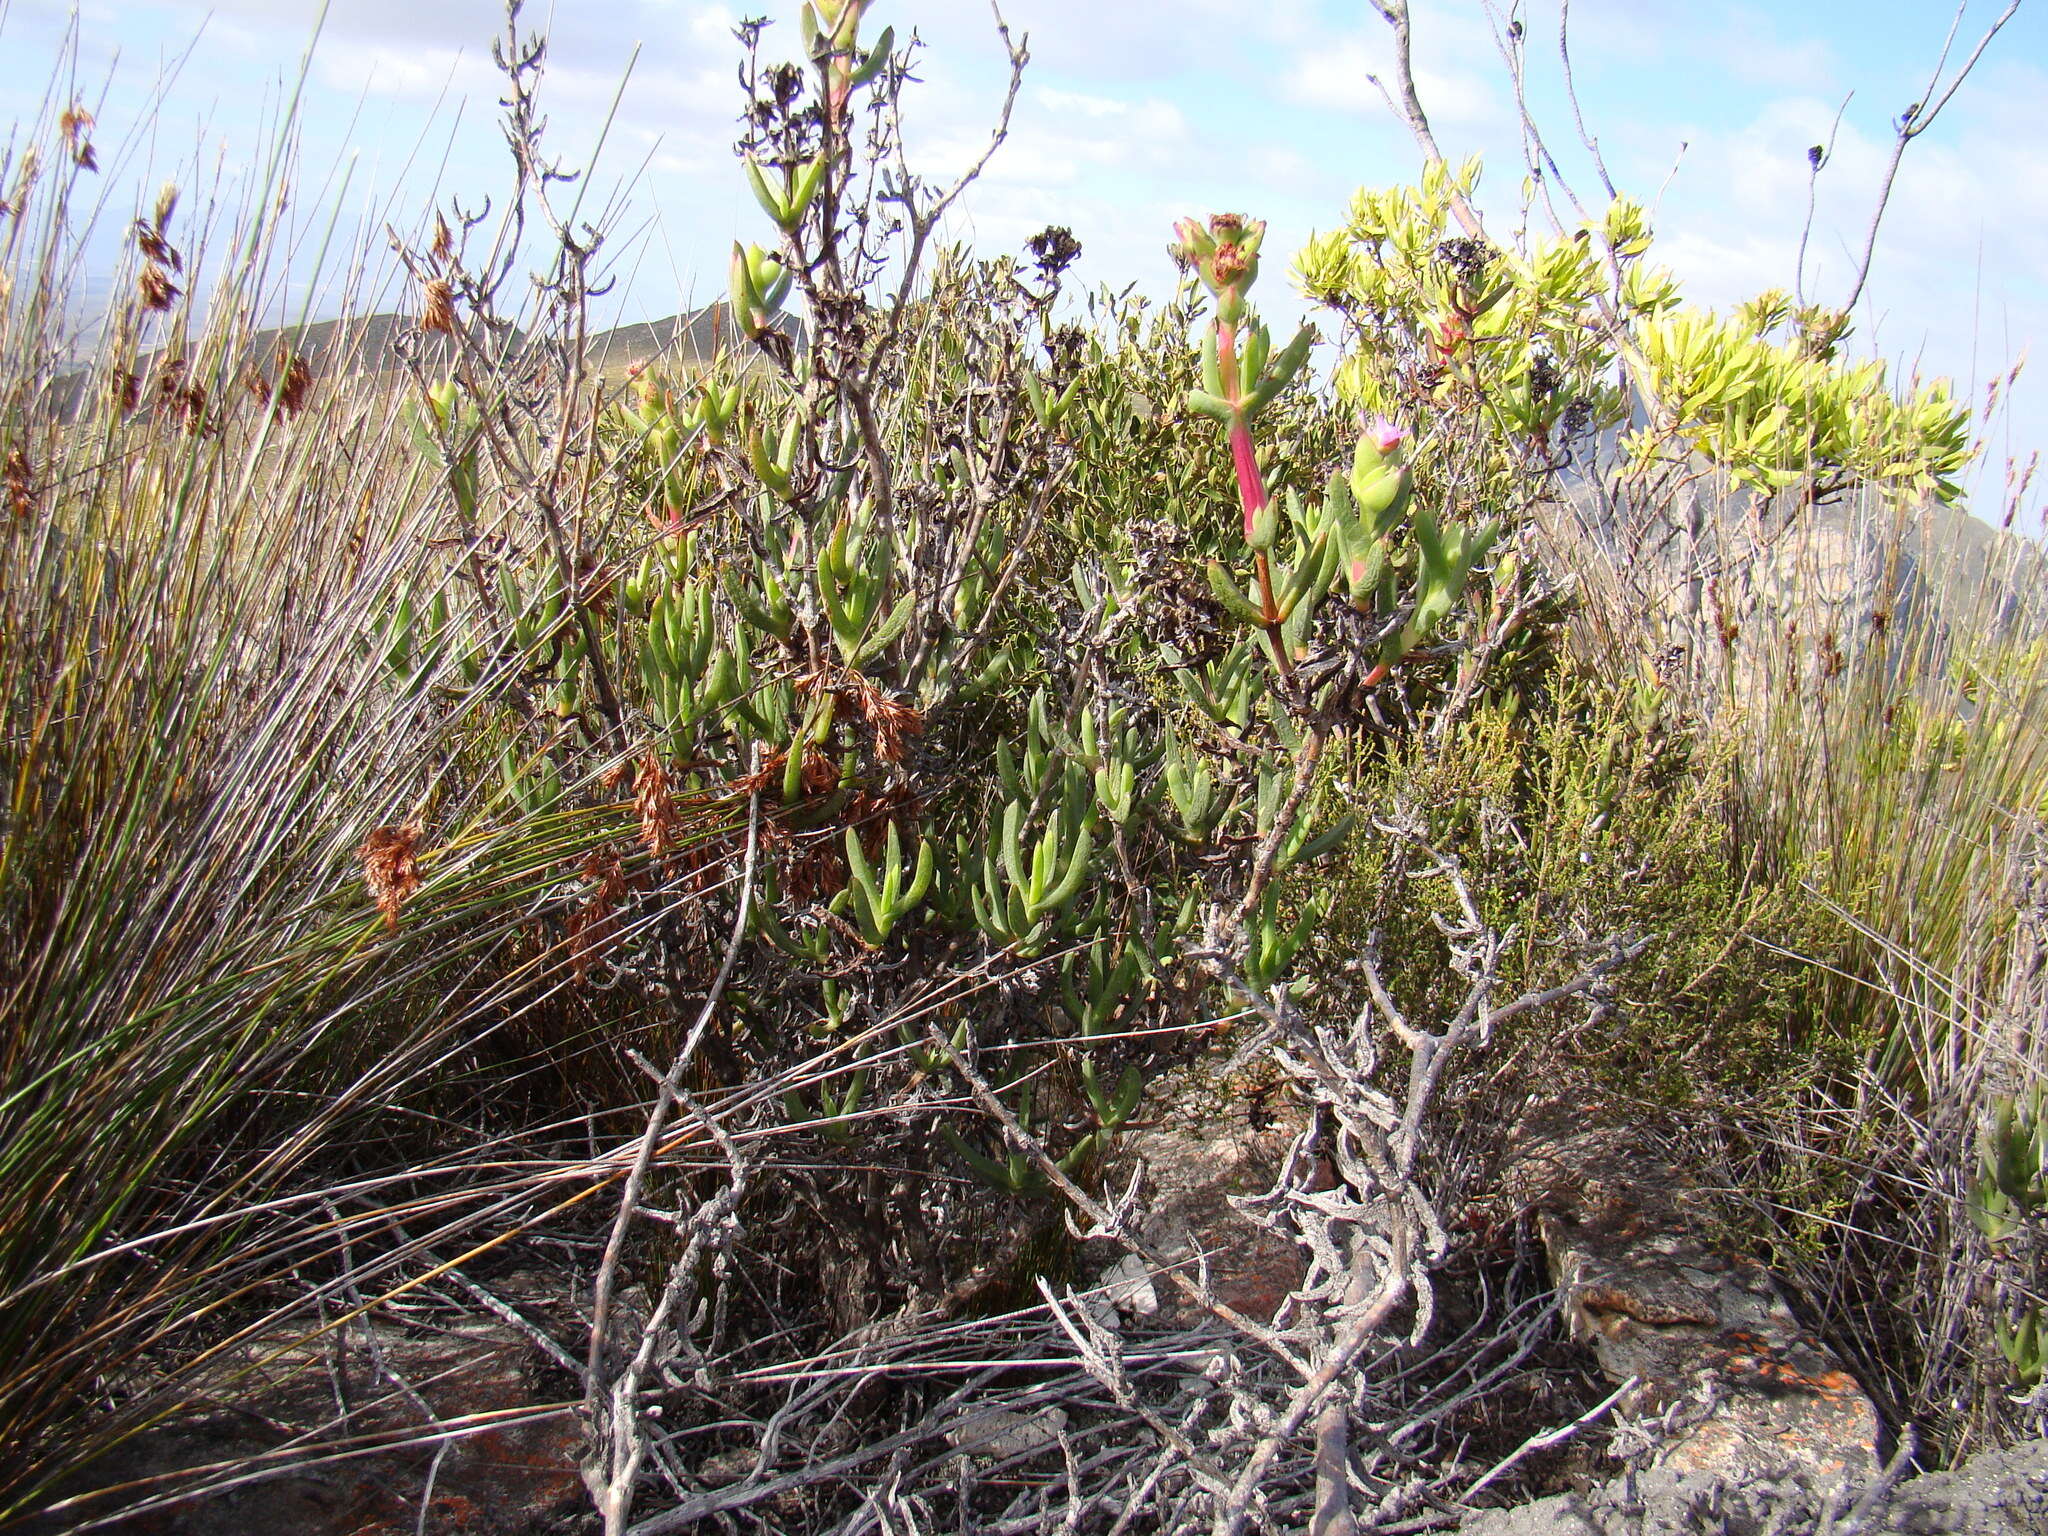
[
  {"left": 587, "top": 304, "right": 796, "bottom": 372},
  {"left": 1553, "top": 461, "right": 2048, "bottom": 703},
  {"left": 220, "top": 302, "right": 793, "bottom": 374},
  {"left": 46, "top": 302, "right": 797, "bottom": 418}
]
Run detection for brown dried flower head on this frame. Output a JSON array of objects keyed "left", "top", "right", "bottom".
[
  {"left": 796, "top": 663, "right": 926, "bottom": 763},
  {"left": 133, "top": 220, "right": 182, "bottom": 274},
  {"left": 844, "top": 672, "right": 923, "bottom": 762},
  {"left": 360, "top": 821, "right": 424, "bottom": 932},
  {"left": 419, "top": 278, "right": 457, "bottom": 335},
  {"left": 273, "top": 345, "right": 312, "bottom": 418},
  {"left": 137, "top": 263, "right": 180, "bottom": 312},
  {"left": 733, "top": 745, "right": 839, "bottom": 802},
  {"left": 107, "top": 367, "right": 141, "bottom": 414},
  {"left": 635, "top": 750, "right": 684, "bottom": 860},
  {"left": 153, "top": 360, "right": 211, "bottom": 432},
  {"left": 60, "top": 105, "right": 96, "bottom": 170},
  {"left": 4, "top": 448, "right": 35, "bottom": 521},
  {"left": 568, "top": 848, "right": 629, "bottom": 984}
]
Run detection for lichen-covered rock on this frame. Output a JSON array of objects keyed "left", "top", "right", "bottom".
[
  {"left": 36, "top": 1278, "right": 585, "bottom": 1535},
  {"left": 1501, "top": 1102, "right": 1879, "bottom": 1487},
  {"left": 1460, "top": 1436, "right": 2048, "bottom": 1535},
  {"left": 1096, "top": 1066, "right": 1308, "bottom": 1327}
]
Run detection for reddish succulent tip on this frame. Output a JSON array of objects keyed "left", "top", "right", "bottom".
[{"left": 1229, "top": 420, "right": 1265, "bottom": 540}]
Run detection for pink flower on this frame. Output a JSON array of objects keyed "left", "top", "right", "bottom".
[{"left": 1367, "top": 416, "right": 1406, "bottom": 456}]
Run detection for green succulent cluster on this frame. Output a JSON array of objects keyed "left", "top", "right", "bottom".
[
  {"left": 363, "top": 0, "right": 1537, "bottom": 1205},
  {"left": 1296, "top": 156, "right": 1970, "bottom": 507},
  {"left": 1294, "top": 158, "right": 1627, "bottom": 458},
  {"left": 372, "top": 127, "right": 1377, "bottom": 1209},
  {"left": 1972, "top": 1089, "right": 2045, "bottom": 1243},
  {"left": 1632, "top": 306, "right": 1969, "bottom": 499},
  {"left": 379, "top": 304, "right": 1398, "bottom": 1190},
  {"left": 1207, "top": 427, "right": 1500, "bottom": 673},
  {"left": 1972, "top": 1088, "right": 2048, "bottom": 1388}
]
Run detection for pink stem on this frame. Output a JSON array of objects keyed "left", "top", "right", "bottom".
[{"left": 1229, "top": 416, "right": 1265, "bottom": 542}]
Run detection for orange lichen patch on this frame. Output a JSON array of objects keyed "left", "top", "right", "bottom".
[
  {"left": 359, "top": 821, "right": 424, "bottom": 932},
  {"left": 1805, "top": 1369, "right": 1862, "bottom": 1394}
]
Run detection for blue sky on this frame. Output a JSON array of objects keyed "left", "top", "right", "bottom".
[{"left": 5, "top": 0, "right": 2043, "bottom": 520}]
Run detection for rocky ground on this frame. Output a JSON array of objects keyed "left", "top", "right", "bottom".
[{"left": 39, "top": 1096, "right": 2048, "bottom": 1535}]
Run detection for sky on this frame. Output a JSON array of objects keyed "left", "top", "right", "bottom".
[{"left": 3, "top": 0, "right": 2043, "bottom": 521}]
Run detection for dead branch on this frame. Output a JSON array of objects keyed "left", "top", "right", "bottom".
[
  {"left": 1364, "top": 0, "right": 1486, "bottom": 238},
  {"left": 1840, "top": 0, "right": 2022, "bottom": 315}
]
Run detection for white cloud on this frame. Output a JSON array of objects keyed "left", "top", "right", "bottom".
[
  {"left": 314, "top": 41, "right": 500, "bottom": 102},
  {"left": 1288, "top": 28, "right": 1501, "bottom": 129}
]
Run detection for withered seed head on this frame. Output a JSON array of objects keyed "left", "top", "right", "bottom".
[
  {"left": 60, "top": 105, "right": 97, "bottom": 169},
  {"left": 108, "top": 367, "right": 141, "bottom": 414},
  {"left": 419, "top": 278, "right": 457, "bottom": 335},
  {"left": 4, "top": 447, "right": 35, "bottom": 521},
  {"left": 275, "top": 346, "right": 312, "bottom": 417},
  {"left": 133, "top": 222, "right": 181, "bottom": 273},
  {"left": 635, "top": 750, "right": 683, "bottom": 860},
  {"left": 138, "top": 264, "right": 180, "bottom": 312},
  {"left": 568, "top": 848, "right": 629, "bottom": 984},
  {"left": 359, "top": 822, "right": 424, "bottom": 933}
]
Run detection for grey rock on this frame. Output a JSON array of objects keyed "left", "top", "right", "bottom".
[
  {"left": 1461, "top": 1437, "right": 2048, "bottom": 1535},
  {"left": 1503, "top": 1102, "right": 1879, "bottom": 1486},
  {"left": 1094, "top": 1066, "right": 1309, "bottom": 1327},
  {"left": 33, "top": 1273, "right": 585, "bottom": 1535}
]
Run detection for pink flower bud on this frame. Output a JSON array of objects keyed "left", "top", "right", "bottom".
[
  {"left": 1171, "top": 217, "right": 1212, "bottom": 261},
  {"left": 1367, "top": 416, "right": 1406, "bottom": 456}
]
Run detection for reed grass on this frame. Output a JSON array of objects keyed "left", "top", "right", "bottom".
[{"left": 0, "top": 80, "right": 752, "bottom": 1519}]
